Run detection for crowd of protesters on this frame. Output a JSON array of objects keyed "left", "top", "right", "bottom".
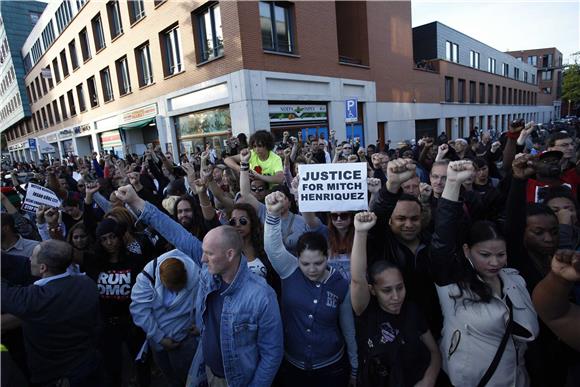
[{"left": 1, "top": 120, "right": 579, "bottom": 387}]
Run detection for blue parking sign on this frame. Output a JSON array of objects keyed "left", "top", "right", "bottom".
[
  {"left": 345, "top": 98, "right": 358, "bottom": 123},
  {"left": 28, "top": 138, "right": 37, "bottom": 151}
]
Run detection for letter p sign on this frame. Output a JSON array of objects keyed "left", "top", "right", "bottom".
[{"left": 345, "top": 98, "right": 358, "bottom": 123}]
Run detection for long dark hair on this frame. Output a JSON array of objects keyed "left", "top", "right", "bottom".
[
  {"left": 232, "top": 203, "right": 265, "bottom": 259},
  {"left": 454, "top": 221, "right": 504, "bottom": 305},
  {"left": 173, "top": 195, "right": 206, "bottom": 239}
]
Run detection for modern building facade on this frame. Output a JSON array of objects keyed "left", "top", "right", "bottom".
[
  {"left": 506, "top": 47, "right": 564, "bottom": 119},
  {"left": 4, "top": 1, "right": 556, "bottom": 162},
  {"left": 0, "top": 0, "right": 47, "bottom": 159}
]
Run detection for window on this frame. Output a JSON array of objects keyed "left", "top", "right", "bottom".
[
  {"left": 542, "top": 87, "right": 551, "bottom": 94},
  {"left": 479, "top": 82, "right": 485, "bottom": 103},
  {"left": 524, "top": 71, "right": 528, "bottom": 83},
  {"left": 542, "top": 54, "right": 553, "bottom": 68},
  {"left": 76, "top": 84, "right": 87, "bottom": 111},
  {"left": 68, "top": 90, "right": 77, "bottom": 116},
  {"left": 46, "top": 104, "right": 54, "bottom": 126},
  {"left": 487, "top": 57, "right": 496, "bottom": 73},
  {"left": 30, "top": 83, "right": 37, "bottom": 102},
  {"left": 59, "top": 95, "right": 68, "bottom": 119},
  {"left": 445, "top": 41, "right": 458, "bottom": 63},
  {"left": 502, "top": 63, "right": 509, "bottom": 77},
  {"left": 60, "top": 50, "right": 70, "bottom": 78},
  {"left": 458, "top": 79, "right": 465, "bottom": 103},
  {"left": 35, "top": 77, "right": 42, "bottom": 98},
  {"left": 502, "top": 87, "right": 506, "bottom": 104},
  {"left": 42, "top": 22, "right": 55, "bottom": 49},
  {"left": 527, "top": 55, "right": 537, "bottom": 66},
  {"left": 55, "top": 0, "right": 73, "bottom": 33},
  {"left": 31, "top": 39, "right": 43, "bottom": 63},
  {"left": 260, "top": 1, "right": 294, "bottom": 53},
  {"left": 469, "top": 81, "right": 476, "bottom": 103},
  {"left": 541, "top": 70, "right": 552, "bottom": 81},
  {"left": 24, "top": 54, "right": 32, "bottom": 73},
  {"left": 115, "top": 56, "right": 131, "bottom": 95},
  {"left": 195, "top": 3, "right": 224, "bottom": 62},
  {"left": 135, "top": 42, "right": 154, "bottom": 86},
  {"left": 128, "top": 0, "right": 146, "bottom": 24},
  {"left": 41, "top": 107, "right": 48, "bottom": 128},
  {"left": 92, "top": 14, "right": 106, "bottom": 52},
  {"left": 514, "top": 67, "right": 520, "bottom": 80},
  {"left": 41, "top": 75, "right": 48, "bottom": 94},
  {"left": 52, "top": 58, "right": 61, "bottom": 83},
  {"left": 160, "top": 25, "right": 183, "bottom": 76},
  {"left": 69, "top": 40, "right": 79, "bottom": 70},
  {"left": 531, "top": 73, "right": 536, "bottom": 84},
  {"left": 29, "top": 12, "right": 41, "bottom": 26},
  {"left": 77, "top": 0, "right": 87, "bottom": 10},
  {"left": 444, "top": 77, "right": 453, "bottom": 102},
  {"left": 508, "top": 88, "right": 512, "bottom": 104},
  {"left": 52, "top": 100, "right": 60, "bottom": 123},
  {"left": 469, "top": 50, "right": 480, "bottom": 69},
  {"left": 107, "top": 1, "right": 123, "bottom": 39},
  {"left": 100, "top": 67, "right": 114, "bottom": 102},
  {"left": 495, "top": 86, "right": 500, "bottom": 104},
  {"left": 488, "top": 84, "right": 493, "bottom": 104},
  {"left": 87, "top": 76, "right": 99, "bottom": 107},
  {"left": 79, "top": 28, "right": 92, "bottom": 61}
]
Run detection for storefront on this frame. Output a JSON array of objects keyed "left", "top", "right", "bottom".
[
  {"left": 45, "top": 133, "right": 59, "bottom": 158},
  {"left": 73, "top": 123, "right": 94, "bottom": 157},
  {"left": 58, "top": 129, "right": 75, "bottom": 156},
  {"left": 118, "top": 103, "right": 159, "bottom": 155},
  {"left": 174, "top": 106, "right": 231, "bottom": 156},
  {"left": 268, "top": 104, "right": 329, "bottom": 143},
  {"left": 100, "top": 130, "right": 124, "bottom": 158}
]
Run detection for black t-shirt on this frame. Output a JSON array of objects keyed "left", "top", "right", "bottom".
[{"left": 355, "top": 298, "right": 430, "bottom": 387}]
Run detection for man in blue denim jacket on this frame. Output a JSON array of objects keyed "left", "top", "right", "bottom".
[{"left": 116, "top": 185, "right": 283, "bottom": 387}]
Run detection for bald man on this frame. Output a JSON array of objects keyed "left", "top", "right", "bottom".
[{"left": 116, "top": 185, "right": 283, "bottom": 387}]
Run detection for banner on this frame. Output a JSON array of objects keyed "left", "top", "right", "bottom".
[
  {"left": 297, "top": 163, "right": 368, "bottom": 212},
  {"left": 21, "top": 183, "right": 61, "bottom": 213}
]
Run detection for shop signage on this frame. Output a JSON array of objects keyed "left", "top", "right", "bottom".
[
  {"left": 74, "top": 123, "right": 92, "bottom": 134},
  {"left": 269, "top": 104, "right": 327, "bottom": 123},
  {"left": 120, "top": 104, "right": 157, "bottom": 125},
  {"left": 45, "top": 133, "right": 58, "bottom": 142},
  {"left": 58, "top": 129, "right": 73, "bottom": 139},
  {"left": 100, "top": 130, "right": 122, "bottom": 148},
  {"left": 41, "top": 67, "right": 52, "bottom": 79}
]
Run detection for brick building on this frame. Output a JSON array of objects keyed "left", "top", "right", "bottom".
[{"left": 3, "top": 1, "right": 557, "bottom": 162}]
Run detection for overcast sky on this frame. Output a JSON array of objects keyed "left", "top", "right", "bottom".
[{"left": 412, "top": 0, "right": 579, "bottom": 65}]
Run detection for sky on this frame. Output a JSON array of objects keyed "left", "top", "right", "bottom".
[{"left": 412, "top": 0, "right": 580, "bottom": 65}]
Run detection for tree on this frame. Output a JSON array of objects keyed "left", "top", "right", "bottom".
[{"left": 562, "top": 62, "right": 580, "bottom": 116}]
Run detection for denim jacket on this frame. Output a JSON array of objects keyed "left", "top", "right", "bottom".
[{"left": 138, "top": 202, "right": 284, "bottom": 387}]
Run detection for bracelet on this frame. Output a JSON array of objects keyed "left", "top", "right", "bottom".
[
  {"left": 240, "top": 162, "right": 249, "bottom": 168},
  {"left": 240, "top": 166, "right": 250, "bottom": 172}
]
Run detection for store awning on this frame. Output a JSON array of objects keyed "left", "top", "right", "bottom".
[{"left": 119, "top": 118, "right": 156, "bottom": 131}]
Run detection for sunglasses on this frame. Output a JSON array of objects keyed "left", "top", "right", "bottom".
[
  {"left": 229, "top": 217, "right": 248, "bottom": 227},
  {"left": 330, "top": 213, "right": 351, "bottom": 221},
  {"left": 251, "top": 186, "right": 266, "bottom": 192}
]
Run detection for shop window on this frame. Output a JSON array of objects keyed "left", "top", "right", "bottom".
[
  {"left": 60, "top": 95, "right": 68, "bottom": 119},
  {"left": 194, "top": 2, "right": 224, "bottom": 63},
  {"left": 100, "top": 67, "right": 114, "bottom": 102},
  {"left": 135, "top": 42, "right": 154, "bottom": 86},
  {"left": 76, "top": 83, "right": 87, "bottom": 112},
  {"left": 69, "top": 39, "right": 79, "bottom": 70},
  {"left": 159, "top": 24, "right": 183, "bottom": 76},
  {"left": 92, "top": 13, "right": 106, "bottom": 52},
  {"left": 260, "top": 1, "right": 294, "bottom": 54},
  {"left": 87, "top": 76, "right": 99, "bottom": 107},
  {"left": 79, "top": 28, "right": 92, "bottom": 62},
  {"left": 336, "top": 1, "right": 368, "bottom": 65},
  {"left": 128, "top": 0, "right": 146, "bottom": 25},
  {"left": 107, "top": 1, "right": 123, "bottom": 39},
  {"left": 116, "top": 56, "right": 131, "bottom": 95},
  {"left": 60, "top": 49, "right": 70, "bottom": 77}
]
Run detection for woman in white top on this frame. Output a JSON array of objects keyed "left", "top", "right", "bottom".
[{"left": 429, "top": 160, "right": 539, "bottom": 387}]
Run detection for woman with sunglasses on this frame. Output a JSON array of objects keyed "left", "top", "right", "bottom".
[
  {"left": 264, "top": 191, "right": 357, "bottom": 387},
  {"left": 66, "top": 221, "right": 96, "bottom": 271},
  {"left": 328, "top": 211, "right": 356, "bottom": 281},
  {"left": 351, "top": 212, "right": 441, "bottom": 387}
]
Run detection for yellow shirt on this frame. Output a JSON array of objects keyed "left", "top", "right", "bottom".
[{"left": 249, "top": 150, "right": 283, "bottom": 185}]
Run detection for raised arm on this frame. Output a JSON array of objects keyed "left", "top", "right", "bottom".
[
  {"left": 532, "top": 250, "right": 580, "bottom": 351},
  {"left": 115, "top": 185, "right": 203, "bottom": 266},
  {"left": 263, "top": 192, "right": 299, "bottom": 279},
  {"left": 370, "top": 158, "right": 416, "bottom": 221},
  {"left": 429, "top": 160, "right": 475, "bottom": 285},
  {"left": 339, "top": 288, "right": 358, "bottom": 383},
  {"left": 224, "top": 153, "right": 242, "bottom": 174},
  {"left": 237, "top": 149, "right": 261, "bottom": 212},
  {"left": 350, "top": 212, "right": 377, "bottom": 316}
]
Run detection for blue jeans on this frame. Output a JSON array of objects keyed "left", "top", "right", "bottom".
[{"left": 151, "top": 334, "right": 197, "bottom": 387}]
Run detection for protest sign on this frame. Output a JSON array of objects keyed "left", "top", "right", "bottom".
[
  {"left": 297, "top": 162, "right": 368, "bottom": 212},
  {"left": 21, "top": 183, "right": 61, "bottom": 213}
]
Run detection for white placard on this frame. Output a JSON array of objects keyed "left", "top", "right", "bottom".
[
  {"left": 72, "top": 172, "right": 82, "bottom": 181},
  {"left": 21, "top": 183, "right": 61, "bottom": 213},
  {"left": 297, "top": 163, "right": 368, "bottom": 212}
]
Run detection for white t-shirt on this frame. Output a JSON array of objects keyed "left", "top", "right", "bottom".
[{"left": 247, "top": 258, "right": 267, "bottom": 278}]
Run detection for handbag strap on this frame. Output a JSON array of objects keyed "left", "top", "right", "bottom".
[
  {"left": 477, "top": 296, "right": 513, "bottom": 387},
  {"left": 140, "top": 257, "right": 158, "bottom": 286}
]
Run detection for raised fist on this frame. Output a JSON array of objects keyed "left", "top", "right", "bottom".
[
  {"left": 386, "top": 159, "right": 416, "bottom": 186},
  {"left": 265, "top": 191, "right": 286, "bottom": 216},
  {"left": 550, "top": 250, "right": 580, "bottom": 282},
  {"left": 367, "top": 178, "right": 381, "bottom": 194},
  {"left": 446, "top": 160, "right": 475, "bottom": 184},
  {"left": 512, "top": 153, "right": 535, "bottom": 180},
  {"left": 240, "top": 148, "right": 251, "bottom": 164},
  {"left": 85, "top": 181, "right": 100, "bottom": 196},
  {"left": 354, "top": 211, "right": 377, "bottom": 232},
  {"left": 115, "top": 184, "right": 139, "bottom": 206},
  {"left": 419, "top": 182, "right": 433, "bottom": 203}
]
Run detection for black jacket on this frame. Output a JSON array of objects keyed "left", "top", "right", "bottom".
[{"left": 1, "top": 275, "right": 100, "bottom": 384}]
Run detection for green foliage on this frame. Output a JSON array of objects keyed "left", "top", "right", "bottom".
[{"left": 562, "top": 63, "right": 580, "bottom": 104}]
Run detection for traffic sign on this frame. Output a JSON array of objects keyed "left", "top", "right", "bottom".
[
  {"left": 28, "top": 138, "right": 37, "bottom": 151},
  {"left": 345, "top": 98, "right": 358, "bottom": 123}
]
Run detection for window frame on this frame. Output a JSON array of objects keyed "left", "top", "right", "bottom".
[
  {"left": 160, "top": 25, "right": 183, "bottom": 76},
  {"left": 136, "top": 42, "right": 154, "bottom": 87},
  {"left": 100, "top": 67, "right": 114, "bottom": 102},
  {"left": 87, "top": 76, "right": 99, "bottom": 108},
  {"left": 128, "top": 0, "right": 146, "bottom": 25},
  {"left": 195, "top": 2, "right": 224, "bottom": 63},
  {"left": 116, "top": 56, "right": 132, "bottom": 95},
  {"left": 260, "top": 1, "right": 295, "bottom": 54},
  {"left": 92, "top": 13, "right": 107, "bottom": 52}
]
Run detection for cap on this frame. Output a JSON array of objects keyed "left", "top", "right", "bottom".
[{"left": 538, "top": 150, "right": 563, "bottom": 161}]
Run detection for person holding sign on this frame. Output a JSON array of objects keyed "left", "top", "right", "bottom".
[
  {"left": 264, "top": 191, "right": 358, "bottom": 387},
  {"left": 350, "top": 211, "right": 441, "bottom": 387}
]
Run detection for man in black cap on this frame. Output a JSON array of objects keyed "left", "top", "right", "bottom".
[{"left": 1, "top": 240, "right": 102, "bottom": 387}]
